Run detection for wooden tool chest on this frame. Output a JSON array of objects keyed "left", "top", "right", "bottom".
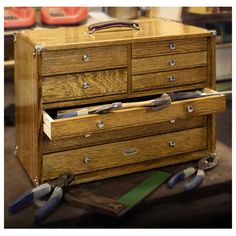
[{"left": 14, "top": 18, "right": 226, "bottom": 186}]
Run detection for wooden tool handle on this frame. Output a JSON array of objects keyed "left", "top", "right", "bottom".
[{"left": 88, "top": 20, "right": 140, "bottom": 33}]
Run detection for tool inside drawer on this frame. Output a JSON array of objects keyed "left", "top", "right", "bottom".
[{"left": 43, "top": 88, "right": 225, "bottom": 141}]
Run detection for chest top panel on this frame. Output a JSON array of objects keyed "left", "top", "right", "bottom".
[{"left": 20, "top": 18, "right": 211, "bottom": 50}]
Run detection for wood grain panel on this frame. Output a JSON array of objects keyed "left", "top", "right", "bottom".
[
  {"left": 42, "top": 127, "right": 207, "bottom": 180},
  {"left": 41, "top": 45, "right": 127, "bottom": 76},
  {"left": 42, "top": 68, "right": 127, "bottom": 102},
  {"left": 132, "top": 37, "right": 207, "bottom": 58},
  {"left": 43, "top": 116, "right": 207, "bottom": 154},
  {"left": 132, "top": 67, "right": 207, "bottom": 92},
  {"left": 15, "top": 33, "right": 42, "bottom": 184},
  {"left": 132, "top": 51, "right": 207, "bottom": 75},
  {"left": 42, "top": 150, "right": 209, "bottom": 184},
  {"left": 43, "top": 89, "right": 225, "bottom": 140}
]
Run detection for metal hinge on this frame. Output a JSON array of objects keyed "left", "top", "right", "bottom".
[
  {"left": 33, "top": 44, "right": 45, "bottom": 56},
  {"left": 13, "top": 32, "right": 17, "bottom": 42},
  {"left": 209, "top": 30, "right": 217, "bottom": 38},
  {"left": 34, "top": 176, "right": 39, "bottom": 186}
]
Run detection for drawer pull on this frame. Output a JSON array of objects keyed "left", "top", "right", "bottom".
[
  {"left": 82, "top": 54, "right": 90, "bottom": 62},
  {"left": 123, "top": 147, "right": 138, "bottom": 156},
  {"left": 83, "top": 156, "right": 92, "bottom": 164},
  {"left": 168, "top": 59, "right": 176, "bottom": 66},
  {"left": 83, "top": 133, "right": 91, "bottom": 138},
  {"left": 169, "top": 76, "right": 176, "bottom": 82},
  {"left": 169, "top": 42, "right": 176, "bottom": 50},
  {"left": 169, "top": 141, "right": 176, "bottom": 147},
  {"left": 187, "top": 105, "right": 194, "bottom": 113},
  {"left": 96, "top": 120, "right": 105, "bottom": 128},
  {"left": 169, "top": 119, "right": 176, "bottom": 124},
  {"left": 82, "top": 82, "right": 90, "bottom": 89}
]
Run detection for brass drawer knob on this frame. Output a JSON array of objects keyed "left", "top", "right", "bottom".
[
  {"left": 84, "top": 156, "right": 92, "bottom": 164},
  {"left": 187, "top": 105, "right": 194, "bottom": 113},
  {"left": 97, "top": 120, "right": 104, "bottom": 128},
  {"left": 169, "top": 76, "right": 176, "bottom": 82},
  {"left": 82, "top": 54, "right": 90, "bottom": 62},
  {"left": 169, "top": 42, "right": 176, "bottom": 50},
  {"left": 82, "top": 81, "right": 90, "bottom": 89},
  {"left": 169, "top": 141, "right": 176, "bottom": 147},
  {"left": 168, "top": 59, "right": 176, "bottom": 66}
]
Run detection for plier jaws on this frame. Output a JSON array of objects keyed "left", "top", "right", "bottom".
[{"left": 8, "top": 173, "right": 75, "bottom": 223}]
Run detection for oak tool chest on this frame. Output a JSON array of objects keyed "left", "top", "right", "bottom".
[{"left": 14, "top": 18, "right": 226, "bottom": 186}]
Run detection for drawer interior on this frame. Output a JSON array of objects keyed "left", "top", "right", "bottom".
[{"left": 43, "top": 88, "right": 225, "bottom": 140}]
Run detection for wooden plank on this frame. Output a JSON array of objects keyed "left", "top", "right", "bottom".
[
  {"left": 43, "top": 91, "right": 225, "bottom": 140},
  {"left": 42, "top": 68, "right": 127, "bottom": 102},
  {"left": 132, "top": 67, "right": 207, "bottom": 92},
  {"left": 132, "top": 51, "right": 207, "bottom": 75},
  {"left": 132, "top": 37, "right": 207, "bottom": 58},
  {"left": 42, "top": 127, "right": 207, "bottom": 180},
  {"left": 41, "top": 45, "right": 128, "bottom": 76},
  {"left": 43, "top": 116, "right": 207, "bottom": 154},
  {"left": 14, "top": 33, "right": 42, "bottom": 184}
]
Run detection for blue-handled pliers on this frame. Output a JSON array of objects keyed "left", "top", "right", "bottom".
[
  {"left": 168, "top": 154, "right": 217, "bottom": 191},
  {"left": 8, "top": 172, "right": 75, "bottom": 223}
]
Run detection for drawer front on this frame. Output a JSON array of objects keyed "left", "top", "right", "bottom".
[
  {"left": 132, "top": 67, "right": 207, "bottom": 92},
  {"left": 42, "top": 68, "right": 127, "bottom": 103},
  {"left": 42, "top": 127, "right": 207, "bottom": 180},
  {"left": 132, "top": 51, "right": 207, "bottom": 75},
  {"left": 43, "top": 89, "right": 225, "bottom": 140},
  {"left": 43, "top": 116, "right": 207, "bottom": 154},
  {"left": 41, "top": 45, "right": 128, "bottom": 76},
  {"left": 132, "top": 37, "right": 207, "bottom": 58}
]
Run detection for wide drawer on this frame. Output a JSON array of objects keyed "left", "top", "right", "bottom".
[
  {"left": 43, "top": 88, "right": 225, "bottom": 140},
  {"left": 42, "top": 68, "right": 127, "bottom": 103},
  {"left": 132, "top": 37, "right": 207, "bottom": 58},
  {"left": 132, "top": 67, "right": 207, "bottom": 92},
  {"left": 41, "top": 45, "right": 127, "bottom": 76},
  {"left": 43, "top": 116, "right": 207, "bottom": 154},
  {"left": 42, "top": 127, "right": 207, "bottom": 180},
  {"left": 132, "top": 51, "right": 207, "bottom": 75}
]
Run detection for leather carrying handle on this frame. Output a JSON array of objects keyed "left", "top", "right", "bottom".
[{"left": 88, "top": 20, "right": 140, "bottom": 33}]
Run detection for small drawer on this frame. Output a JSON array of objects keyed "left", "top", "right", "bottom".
[
  {"left": 132, "top": 51, "right": 207, "bottom": 75},
  {"left": 43, "top": 88, "right": 225, "bottom": 140},
  {"left": 41, "top": 45, "right": 128, "bottom": 76},
  {"left": 132, "top": 67, "right": 207, "bottom": 92},
  {"left": 43, "top": 116, "right": 207, "bottom": 154},
  {"left": 132, "top": 37, "right": 207, "bottom": 58},
  {"left": 42, "top": 68, "right": 127, "bottom": 103},
  {"left": 42, "top": 127, "right": 207, "bottom": 180}
]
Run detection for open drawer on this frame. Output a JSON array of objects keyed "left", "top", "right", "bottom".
[{"left": 43, "top": 88, "right": 226, "bottom": 140}]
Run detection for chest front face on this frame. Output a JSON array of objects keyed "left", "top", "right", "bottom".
[{"left": 15, "top": 19, "right": 225, "bottom": 185}]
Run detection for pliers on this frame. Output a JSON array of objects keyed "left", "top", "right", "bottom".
[
  {"left": 8, "top": 172, "right": 75, "bottom": 223},
  {"left": 167, "top": 154, "right": 217, "bottom": 191}
]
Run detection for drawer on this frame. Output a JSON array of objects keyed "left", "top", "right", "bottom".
[
  {"left": 42, "top": 127, "right": 207, "bottom": 180},
  {"left": 132, "top": 51, "right": 207, "bottom": 75},
  {"left": 132, "top": 67, "right": 207, "bottom": 92},
  {"left": 43, "top": 116, "right": 207, "bottom": 153},
  {"left": 42, "top": 68, "right": 127, "bottom": 103},
  {"left": 43, "top": 88, "right": 225, "bottom": 140},
  {"left": 132, "top": 37, "right": 207, "bottom": 58},
  {"left": 41, "top": 45, "right": 128, "bottom": 76}
]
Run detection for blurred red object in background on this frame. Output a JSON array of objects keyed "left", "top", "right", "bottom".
[
  {"left": 40, "top": 7, "right": 88, "bottom": 25},
  {"left": 4, "top": 7, "right": 36, "bottom": 29}
]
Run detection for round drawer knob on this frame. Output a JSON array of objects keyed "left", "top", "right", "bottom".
[
  {"left": 169, "top": 141, "right": 176, "bottom": 147},
  {"left": 168, "top": 59, "right": 176, "bottom": 66},
  {"left": 169, "top": 42, "right": 176, "bottom": 50},
  {"left": 187, "top": 105, "right": 194, "bottom": 113},
  {"left": 97, "top": 120, "right": 104, "bottom": 128},
  {"left": 169, "top": 76, "right": 176, "bottom": 82},
  {"left": 82, "top": 54, "right": 90, "bottom": 62},
  {"left": 82, "top": 82, "right": 90, "bottom": 89},
  {"left": 84, "top": 156, "right": 92, "bottom": 164}
]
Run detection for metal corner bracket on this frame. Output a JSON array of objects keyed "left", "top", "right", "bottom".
[
  {"left": 209, "top": 30, "right": 217, "bottom": 38},
  {"left": 33, "top": 44, "right": 45, "bottom": 56}
]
